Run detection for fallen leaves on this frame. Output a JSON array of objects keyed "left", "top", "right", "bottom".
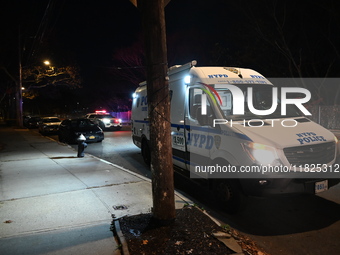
[
  {"left": 228, "top": 228, "right": 270, "bottom": 255},
  {"left": 118, "top": 206, "right": 234, "bottom": 254},
  {"left": 116, "top": 205, "right": 270, "bottom": 255}
]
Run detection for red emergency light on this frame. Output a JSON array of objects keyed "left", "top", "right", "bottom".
[{"left": 95, "top": 110, "right": 107, "bottom": 114}]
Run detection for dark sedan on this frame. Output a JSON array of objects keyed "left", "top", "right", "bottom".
[
  {"left": 24, "top": 116, "right": 41, "bottom": 129},
  {"left": 58, "top": 118, "right": 104, "bottom": 144}
]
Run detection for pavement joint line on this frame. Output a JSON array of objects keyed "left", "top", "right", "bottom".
[
  {"left": 95, "top": 157, "right": 152, "bottom": 182},
  {"left": 0, "top": 158, "right": 47, "bottom": 162},
  {"left": 86, "top": 180, "right": 146, "bottom": 190},
  {"left": 0, "top": 179, "right": 146, "bottom": 202},
  {"left": 93, "top": 156, "right": 193, "bottom": 205},
  {"left": 0, "top": 188, "right": 91, "bottom": 202},
  {"left": 0, "top": 219, "right": 113, "bottom": 239}
]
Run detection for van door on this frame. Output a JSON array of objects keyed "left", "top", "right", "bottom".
[
  {"left": 184, "top": 86, "right": 215, "bottom": 178},
  {"left": 170, "top": 82, "right": 188, "bottom": 171}
]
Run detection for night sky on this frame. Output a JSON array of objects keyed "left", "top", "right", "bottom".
[{"left": 1, "top": 0, "right": 340, "bottom": 114}]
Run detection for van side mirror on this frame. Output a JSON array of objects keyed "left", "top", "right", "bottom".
[{"left": 196, "top": 106, "right": 210, "bottom": 126}]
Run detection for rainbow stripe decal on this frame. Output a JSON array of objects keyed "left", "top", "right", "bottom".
[{"left": 198, "top": 82, "right": 222, "bottom": 105}]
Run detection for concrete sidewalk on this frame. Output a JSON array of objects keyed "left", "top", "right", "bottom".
[{"left": 0, "top": 126, "right": 191, "bottom": 255}]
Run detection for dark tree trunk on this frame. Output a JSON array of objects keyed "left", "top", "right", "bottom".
[{"left": 138, "top": 0, "right": 175, "bottom": 222}]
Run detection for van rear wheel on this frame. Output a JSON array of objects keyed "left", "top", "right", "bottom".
[{"left": 213, "top": 179, "right": 246, "bottom": 214}]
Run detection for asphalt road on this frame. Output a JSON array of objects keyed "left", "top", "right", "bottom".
[{"left": 45, "top": 127, "right": 340, "bottom": 255}]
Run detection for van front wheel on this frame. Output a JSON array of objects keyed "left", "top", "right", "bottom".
[{"left": 213, "top": 179, "right": 246, "bottom": 214}]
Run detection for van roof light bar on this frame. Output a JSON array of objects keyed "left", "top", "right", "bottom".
[{"left": 168, "top": 60, "right": 197, "bottom": 75}]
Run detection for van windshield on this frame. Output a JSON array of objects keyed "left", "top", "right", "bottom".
[{"left": 215, "top": 84, "right": 304, "bottom": 120}]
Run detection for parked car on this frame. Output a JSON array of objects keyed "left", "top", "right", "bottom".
[
  {"left": 24, "top": 116, "right": 41, "bottom": 129},
  {"left": 38, "top": 117, "right": 62, "bottom": 135},
  {"left": 85, "top": 111, "right": 122, "bottom": 130},
  {"left": 58, "top": 118, "right": 104, "bottom": 144}
]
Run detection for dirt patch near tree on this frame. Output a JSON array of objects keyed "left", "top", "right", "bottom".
[{"left": 116, "top": 206, "right": 268, "bottom": 255}]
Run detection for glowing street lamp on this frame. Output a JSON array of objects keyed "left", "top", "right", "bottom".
[{"left": 43, "top": 60, "right": 54, "bottom": 72}]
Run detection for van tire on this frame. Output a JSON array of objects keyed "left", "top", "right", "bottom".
[
  {"left": 141, "top": 140, "right": 151, "bottom": 166},
  {"left": 213, "top": 179, "right": 246, "bottom": 214}
]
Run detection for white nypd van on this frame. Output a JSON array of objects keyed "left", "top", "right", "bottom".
[{"left": 131, "top": 60, "right": 339, "bottom": 212}]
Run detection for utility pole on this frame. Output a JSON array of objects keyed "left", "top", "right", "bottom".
[{"left": 136, "top": 0, "right": 175, "bottom": 222}]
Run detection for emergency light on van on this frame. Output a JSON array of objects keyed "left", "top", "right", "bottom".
[{"left": 184, "top": 75, "right": 191, "bottom": 84}]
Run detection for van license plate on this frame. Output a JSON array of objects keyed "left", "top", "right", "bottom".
[
  {"left": 315, "top": 180, "right": 328, "bottom": 194},
  {"left": 172, "top": 134, "right": 185, "bottom": 147}
]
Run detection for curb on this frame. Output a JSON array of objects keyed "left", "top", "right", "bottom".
[
  {"left": 113, "top": 220, "right": 130, "bottom": 255},
  {"left": 199, "top": 208, "right": 244, "bottom": 254}
]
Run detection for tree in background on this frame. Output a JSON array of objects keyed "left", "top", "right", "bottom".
[
  {"left": 22, "top": 64, "right": 81, "bottom": 100},
  {"left": 111, "top": 40, "right": 146, "bottom": 86}
]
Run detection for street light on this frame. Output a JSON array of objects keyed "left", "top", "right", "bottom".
[{"left": 43, "top": 60, "right": 54, "bottom": 72}]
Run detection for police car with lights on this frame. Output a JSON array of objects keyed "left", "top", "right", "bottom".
[
  {"left": 85, "top": 111, "right": 122, "bottom": 130},
  {"left": 131, "top": 60, "right": 340, "bottom": 213}
]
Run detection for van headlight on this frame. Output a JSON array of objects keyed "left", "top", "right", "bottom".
[{"left": 242, "top": 142, "right": 281, "bottom": 166}]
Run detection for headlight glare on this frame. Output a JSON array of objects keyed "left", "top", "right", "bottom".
[{"left": 243, "top": 142, "right": 280, "bottom": 165}]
